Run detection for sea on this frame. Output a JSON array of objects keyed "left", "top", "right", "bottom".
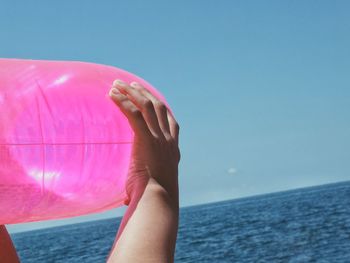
[{"left": 10, "top": 181, "right": 350, "bottom": 263}]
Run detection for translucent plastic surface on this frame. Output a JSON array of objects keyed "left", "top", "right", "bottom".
[{"left": 0, "top": 59, "right": 167, "bottom": 224}]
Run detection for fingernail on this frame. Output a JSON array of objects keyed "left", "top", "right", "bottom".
[
  {"left": 130, "top": 82, "right": 139, "bottom": 88},
  {"left": 109, "top": 88, "right": 119, "bottom": 96},
  {"left": 113, "top": 79, "right": 127, "bottom": 87}
]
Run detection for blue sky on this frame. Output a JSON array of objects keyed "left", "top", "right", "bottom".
[{"left": 2, "top": 0, "right": 349, "bottom": 233}]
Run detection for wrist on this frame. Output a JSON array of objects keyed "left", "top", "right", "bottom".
[
  {"left": 127, "top": 178, "right": 179, "bottom": 211},
  {"left": 147, "top": 178, "right": 179, "bottom": 205}
]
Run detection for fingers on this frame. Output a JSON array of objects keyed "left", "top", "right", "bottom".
[
  {"left": 130, "top": 82, "right": 171, "bottom": 137},
  {"left": 167, "top": 111, "right": 180, "bottom": 145},
  {"left": 110, "top": 79, "right": 179, "bottom": 143},
  {"left": 109, "top": 88, "right": 152, "bottom": 140},
  {"left": 113, "top": 80, "right": 163, "bottom": 139}
]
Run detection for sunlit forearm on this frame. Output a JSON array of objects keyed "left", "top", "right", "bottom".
[{"left": 108, "top": 178, "right": 179, "bottom": 263}]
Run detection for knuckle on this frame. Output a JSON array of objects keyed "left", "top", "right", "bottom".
[
  {"left": 153, "top": 133, "right": 166, "bottom": 144},
  {"left": 177, "top": 149, "right": 181, "bottom": 162},
  {"left": 150, "top": 136, "right": 161, "bottom": 148},
  {"left": 133, "top": 83, "right": 145, "bottom": 92},
  {"left": 138, "top": 84, "right": 146, "bottom": 91},
  {"left": 174, "top": 122, "right": 180, "bottom": 132}
]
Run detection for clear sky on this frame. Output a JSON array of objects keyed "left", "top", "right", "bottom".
[{"left": 2, "top": 0, "right": 349, "bottom": 233}]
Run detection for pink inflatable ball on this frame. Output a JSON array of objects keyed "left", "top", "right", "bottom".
[{"left": 0, "top": 58, "right": 168, "bottom": 225}]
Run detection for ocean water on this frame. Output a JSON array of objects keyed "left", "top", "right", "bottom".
[{"left": 11, "top": 181, "right": 350, "bottom": 262}]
